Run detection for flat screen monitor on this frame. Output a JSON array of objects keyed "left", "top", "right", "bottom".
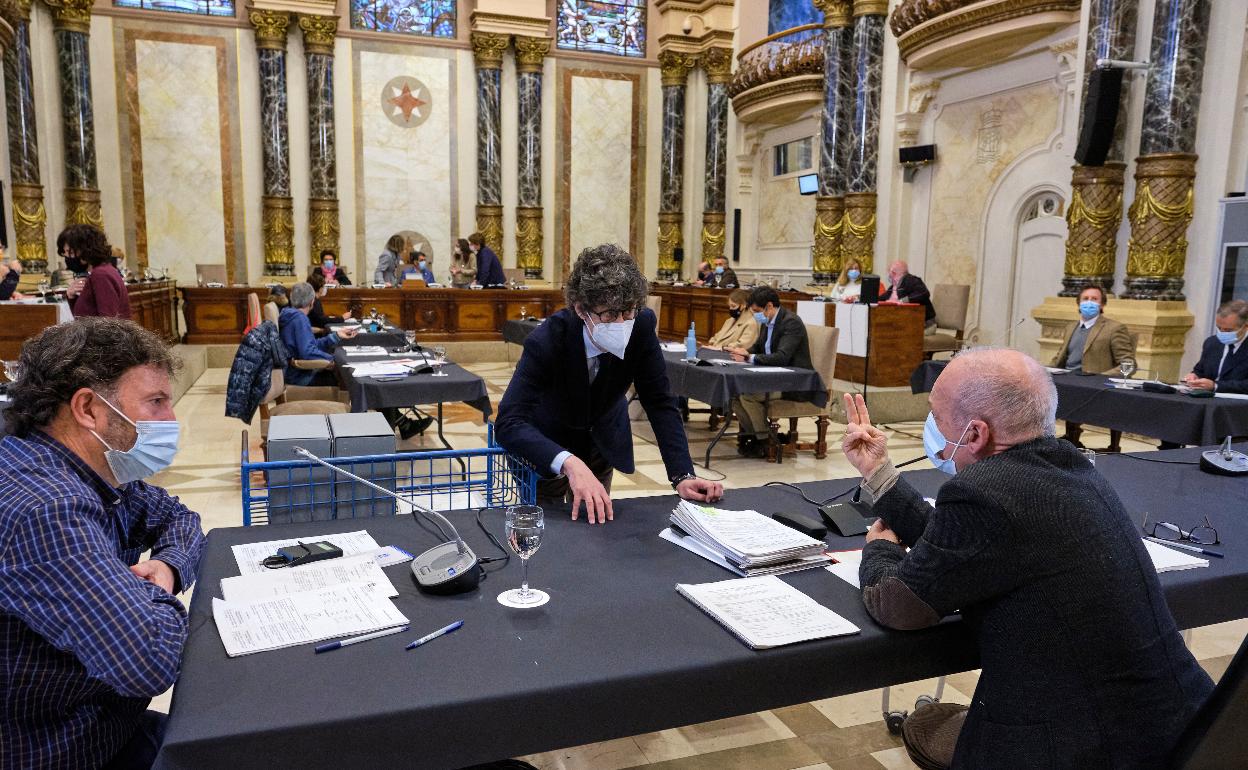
[{"left": 797, "top": 174, "right": 818, "bottom": 196}]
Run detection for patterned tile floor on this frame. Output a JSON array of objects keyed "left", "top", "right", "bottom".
[{"left": 152, "top": 364, "right": 1245, "bottom": 769}]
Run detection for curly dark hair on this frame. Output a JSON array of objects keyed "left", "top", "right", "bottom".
[
  {"left": 58, "top": 224, "right": 112, "bottom": 268},
  {"left": 564, "top": 243, "right": 649, "bottom": 314},
  {"left": 5, "top": 318, "right": 180, "bottom": 437}
]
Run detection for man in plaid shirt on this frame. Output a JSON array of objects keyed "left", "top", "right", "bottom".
[{"left": 0, "top": 318, "right": 205, "bottom": 769}]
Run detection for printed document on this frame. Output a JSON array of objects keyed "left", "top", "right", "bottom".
[
  {"left": 676, "top": 575, "right": 859, "bottom": 649},
  {"left": 825, "top": 550, "right": 863, "bottom": 588},
  {"left": 220, "top": 555, "right": 397, "bottom": 602},
  {"left": 1143, "top": 539, "right": 1208, "bottom": 572},
  {"left": 231, "top": 530, "right": 381, "bottom": 575}
]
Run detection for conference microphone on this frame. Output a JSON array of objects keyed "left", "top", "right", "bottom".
[
  {"left": 293, "top": 447, "right": 483, "bottom": 595},
  {"left": 1200, "top": 437, "right": 1248, "bottom": 477}
]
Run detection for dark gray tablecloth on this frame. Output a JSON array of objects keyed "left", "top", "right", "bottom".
[
  {"left": 502, "top": 319, "right": 541, "bottom": 346},
  {"left": 333, "top": 349, "right": 491, "bottom": 418},
  {"left": 155, "top": 446, "right": 1248, "bottom": 769},
  {"left": 911, "top": 360, "right": 1248, "bottom": 446},
  {"left": 330, "top": 323, "right": 407, "bottom": 348},
  {"left": 663, "top": 349, "right": 827, "bottom": 410}
]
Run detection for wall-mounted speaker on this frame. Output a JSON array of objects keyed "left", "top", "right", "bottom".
[
  {"left": 1074, "top": 67, "right": 1124, "bottom": 167},
  {"left": 898, "top": 144, "right": 936, "bottom": 165},
  {"left": 673, "top": 246, "right": 684, "bottom": 264},
  {"left": 732, "top": 209, "right": 741, "bottom": 262}
]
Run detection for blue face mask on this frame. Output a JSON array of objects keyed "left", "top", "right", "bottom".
[
  {"left": 715, "top": 266, "right": 724, "bottom": 275},
  {"left": 323, "top": 261, "right": 334, "bottom": 272},
  {"left": 753, "top": 310, "right": 768, "bottom": 324},
  {"left": 923, "top": 412, "right": 972, "bottom": 476},
  {"left": 90, "top": 393, "right": 181, "bottom": 485},
  {"left": 1079, "top": 301, "right": 1101, "bottom": 319},
  {"left": 1216, "top": 328, "right": 1242, "bottom": 346},
  {"left": 847, "top": 269, "right": 861, "bottom": 281},
  {"left": 418, "top": 260, "right": 427, "bottom": 270}
]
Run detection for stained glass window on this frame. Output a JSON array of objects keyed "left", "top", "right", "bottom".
[
  {"left": 351, "top": 0, "right": 456, "bottom": 37},
  {"left": 557, "top": 0, "right": 646, "bottom": 58},
  {"left": 113, "top": 0, "right": 234, "bottom": 17}
]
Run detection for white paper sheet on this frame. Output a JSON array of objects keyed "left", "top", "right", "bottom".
[
  {"left": 343, "top": 346, "right": 388, "bottom": 356},
  {"left": 231, "top": 530, "right": 381, "bottom": 575},
  {"left": 796, "top": 300, "right": 829, "bottom": 328},
  {"left": 212, "top": 582, "right": 409, "bottom": 657},
  {"left": 676, "top": 575, "right": 859, "bottom": 649},
  {"left": 660, "top": 342, "right": 688, "bottom": 353},
  {"left": 220, "top": 555, "right": 397, "bottom": 602},
  {"left": 1142, "top": 539, "right": 1209, "bottom": 572},
  {"left": 825, "top": 550, "right": 863, "bottom": 588},
  {"left": 745, "top": 366, "right": 793, "bottom": 373}
]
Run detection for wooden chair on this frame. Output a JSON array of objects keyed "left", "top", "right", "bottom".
[
  {"left": 764, "top": 325, "right": 840, "bottom": 462},
  {"left": 245, "top": 292, "right": 262, "bottom": 334},
  {"left": 923, "top": 284, "right": 970, "bottom": 360}
]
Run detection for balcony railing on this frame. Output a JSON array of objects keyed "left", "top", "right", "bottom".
[
  {"left": 729, "top": 24, "right": 824, "bottom": 99},
  {"left": 889, "top": 0, "right": 978, "bottom": 38}
]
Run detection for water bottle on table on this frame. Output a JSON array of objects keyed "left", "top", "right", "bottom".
[{"left": 686, "top": 322, "right": 697, "bottom": 360}]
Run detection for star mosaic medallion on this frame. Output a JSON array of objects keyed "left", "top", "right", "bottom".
[{"left": 382, "top": 76, "right": 432, "bottom": 128}]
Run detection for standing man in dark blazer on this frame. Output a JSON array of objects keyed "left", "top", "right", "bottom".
[
  {"left": 725, "top": 286, "right": 811, "bottom": 457},
  {"left": 884, "top": 260, "right": 936, "bottom": 330},
  {"left": 468, "top": 232, "right": 506, "bottom": 286},
  {"left": 841, "top": 348, "right": 1212, "bottom": 769},
  {"left": 496, "top": 244, "right": 722, "bottom": 523},
  {"left": 1182, "top": 299, "right": 1248, "bottom": 394}
]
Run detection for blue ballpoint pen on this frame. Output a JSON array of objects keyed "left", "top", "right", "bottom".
[
  {"left": 1144, "top": 536, "right": 1224, "bottom": 558},
  {"left": 406, "top": 620, "right": 464, "bottom": 650},
  {"left": 314, "top": 625, "right": 409, "bottom": 654}
]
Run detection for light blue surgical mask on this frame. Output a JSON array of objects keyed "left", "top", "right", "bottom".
[
  {"left": 753, "top": 310, "right": 767, "bottom": 324},
  {"left": 923, "top": 412, "right": 972, "bottom": 476},
  {"left": 847, "top": 269, "right": 861, "bottom": 281},
  {"left": 418, "top": 260, "right": 428, "bottom": 270},
  {"left": 1216, "top": 328, "right": 1242, "bottom": 346},
  {"left": 1079, "top": 301, "right": 1101, "bottom": 319},
  {"left": 715, "top": 266, "right": 724, "bottom": 275},
  {"left": 90, "top": 393, "right": 181, "bottom": 485}
]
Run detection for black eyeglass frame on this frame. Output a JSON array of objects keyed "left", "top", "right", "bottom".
[{"left": 1141, "top": 513, "right": 1220, "bottom": 545}]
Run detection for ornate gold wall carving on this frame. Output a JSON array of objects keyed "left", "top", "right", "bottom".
[
  {"left": 1124, "top": 153, "right": 1195, "bottom": 300},
  {"left": 1060, "top": 162, "right": 1123, "bottom": 296},
  {"left": 853, "top": 0, "right": 888, "bottom": 17},
  {"left": 249, "top": 9, "right": 291, "bottom": 50},
  {"left": 657, "top": 210, "right": 683, "bottom": 277},
  {"left": 841, "top": 192, "right": 876, "bottom": 274},
  {"left": 812, "top": 195, "right": 844, "bottom": 282},
  {"left": 700, "top": 46, "right": 733, "bottom": 85},
  {"left": 516, "top": 205, "right": 543, "bottom": 278},
  {"left": 308, "top": 197, "right": 339, "bottom": 263},
  {"left": 298, "top": 14, "right": 337, "bottom": 56},
  {"left": 658, "top": 49, "right": 696, "bottom": 87},
  {"left": 262, "top": 194, "right": 294, "bottom": 275},
  {"left": 476, "top": 203, "right": 503, "bottom": 257},
  {"left": 701, "top": 211, "right": 725, "bottom": 261},
  {"left": 64, "top": 187, "right": 102, "bottom": 228},
  {"left": 471, "top": 32, "right": 507, "bottom": 69},
  {"left": 10, "top": 182, "right": 47, "bottom": 271},
  {"left": 47, "top": 0, "right": 91, "bottom": 33},
  {"left": 814, "top": 0, "right": 852, "bottom": 28},
  {"left": 514, "top": 35, "right": 550, "bottom": 74}
]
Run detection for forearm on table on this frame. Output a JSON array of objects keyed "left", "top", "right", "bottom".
[{"left": 861, "top": 466, "right": 931, "bottom": 546}]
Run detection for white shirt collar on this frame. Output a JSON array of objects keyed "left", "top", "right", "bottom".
[{"left": 1080, "top": 315, "right": 1098, "bottom": 330}]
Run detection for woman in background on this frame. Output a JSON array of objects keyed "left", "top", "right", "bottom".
[
  {"left": 449, "top": 238, "right": 476, "bottom": 288},
  {"left": 307, "top": 270, "right": 352, "bottom": 333},
  {"left": 62, "top": 224, "right": 131, "bottom": 319},
  {"left": 375, "top": 234, "right": 405, "bottom": 286},
  {"left": 829, "top": 258, "right": 864, "bottom": 303},
  {"left": 313, "top": 249, "right": 352, "bottom": 286},
  {"left": 705, "top": 289, "right": 759, "bottom": 351}
]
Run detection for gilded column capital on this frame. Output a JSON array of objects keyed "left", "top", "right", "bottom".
[
  {"left": 813, "top": 0, "right": 852, "bottom": 28},
  {"left": 47, "top": 0, "right": 92, "bottom": 34},
  {"left": 852, "top": 0, "right": 888, "bottom": 17},
  {"left": 2, "top": 0, "right": 30, "bottom": 24},
  {"left": 658, "top": 49, "right": 695, "bottom": 87},
  {"left": 700, "top": 47, "right": 733, "bottom": 85},
  {"left": 250, "top": 9, "right": 291, "bottom": 51},
  {"left": 514, "top": 36, "right": 550, "bottom": 74},
  {"left": 471, "top": 32, "right": 507, "bottom": 70},
  {"left": 298, "top": 14, "right": 337, "bottom": 56}
]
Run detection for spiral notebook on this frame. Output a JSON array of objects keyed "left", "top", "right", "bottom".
[{"left": 676, "top": 575, "right": 859, "bottom": 649}]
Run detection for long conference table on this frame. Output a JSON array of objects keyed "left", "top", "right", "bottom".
[{"left": 155, "top": 446, "right": 1248, "bottom": 769}]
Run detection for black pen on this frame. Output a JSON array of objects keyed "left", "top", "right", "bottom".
[{"left": 1144, "top": 536, "right": 1224, "bottom": 558}]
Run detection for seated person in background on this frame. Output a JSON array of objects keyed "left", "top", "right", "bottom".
[
  {"left": 1051, "top": 285, "right": 1134, "bottom": 449},
  {"left": 725, "top": 286, "right": 811, "bottom": 458},
  {"left": 400, "top": 251, "right": 435, "bottom": 284},
  {"left": 496, "top": 243, "right": 722, "bottom": 523},
  {"left": 311, "top": 249, "right": 351, "bottom": 286},
  {"left": 0, "top": 318, "right": 207, "bottom": 769},
  {"left": 829, "top": 259, "right": 864, "bottom": 303},
  {"left": 693, "top": 260, "right": 712, "bottom": 285},
  {"left": 841, "top": 349, "right": 1212, "bottom": 769},
  {"left": 883, "top": 260, "right": 936, "bottom": 332},
  {"left": 62, "top": 224, "right": 132, "bottom": 320},
  {"left": 279, "top": 281, "right": 358, "bottom": 386},
  {"left": 449, "top": 238, "right": 477, "bottom": 288},
  {"left": 0, "top": 255, "right": 25, "bottom": 300},
  {"left": 707, "top": 256, "right": 738, "bottom": 289},
  {"left": 468, "top": 232, "right": 506, "bottom": 286},
  {"left": 266, "top": 285, "right": 289, "bottom": 310},
  {"left": 306, "top": 271, "right": 351, "bottom": 332},
  {"left": 705, "top": 288, "right": 759, "bottom": 351},
  {"left": 1182, "top": 298, "right": 1248, "bottom": 394},
  {"left": 375, "top": 234, "right": 404, "bottom": 286}
]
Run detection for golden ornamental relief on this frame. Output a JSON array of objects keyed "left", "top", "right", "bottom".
[
  {"left": 47, "top": 0, "right": 91, "bottom": 33},
  {"left": 11, "top": 185, "right": 47, "bottom": 267},
  {"left": 471, "top": 32, "right": 508, "bottom": 69},
  {"left": 514, "top": 36, "right": 551, "bottom": 74},
  {"left": 813, "top": 0, "right": 852, "bottom": 28},
  {"left": 308, "top": 198, "right": 339, "bottom": 258},
  {"left": 700, "top": 47, "right": 734, "bottom": 85},
  {"left": 298, "top": 15, "right": 338, "bottom": 56},
  {"left": 658, "top": 49, "right": 696, "bottom": 87},
  {"left": 262, "top": 196, "right": 295, "bottom": 267},
  {"left": 515, "top": 207, "right": 543, "bottom": 271},
  {"left": 250, "top": 9, "right": 292, "bottom": 50}
]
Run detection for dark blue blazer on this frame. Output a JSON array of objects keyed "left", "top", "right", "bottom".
[
  {"left": 496, "top": 308, "right": 694, "bottom": 480},
  {"left": 1192, "top": 334, "right": 1248, "bottom": 394},
  {"left": 476, "top": 246, "right": 506, "bottom": 286}
]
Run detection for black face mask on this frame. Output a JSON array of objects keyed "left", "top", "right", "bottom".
[{"left": 728, "top": 307, "right": 741, "bottom": 319}]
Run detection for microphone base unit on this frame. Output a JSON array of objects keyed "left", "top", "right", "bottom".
[
  {"left": 1199, "top": 449, "right": 1248, "bottom": 476},
  {"left": 412, "top": 541, "right": 483, "bottom": 594}
]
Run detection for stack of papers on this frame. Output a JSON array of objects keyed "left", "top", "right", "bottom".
[
  {"left": 346, "top": 360, "right": 421, "bottom": 378},
  {"left": 676, "top": 575, "right": 859, "bottom": 649},
  {"left": 343, "top": 346, "right": 388, "bottom": 356},
  {"left": 745, "top": 366, "right": 792, "bottom": 373},
  {"left": 220, "top": 554, "right": 397, "bottom": 602},
  {"left": 1143, "top": 539, "right": 1209, "bottom": 572},
  {"left": 666, "top": 501, "right": 832, "bottom": 576},
  {"left": 660, "top": 342, "right": 688, "bottom": 353}
]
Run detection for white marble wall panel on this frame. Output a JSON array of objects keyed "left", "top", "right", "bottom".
[
  {"left": 357, "top": 50, "right": 451, "bottom": 271},
  {"left": 135, "top": 39, "right": 227, "bottom": 286},
  {"left": 568, "top": 74, "right": 632, "bottom": 256}
]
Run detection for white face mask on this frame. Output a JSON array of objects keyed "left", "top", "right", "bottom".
[{"left": 583, "top": 313, "right": 635, "bottom": 359}]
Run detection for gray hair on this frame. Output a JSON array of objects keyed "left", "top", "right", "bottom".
[
  {"left": 564, "top": 243, "right": 648, "bottom": 313},
  {"left": 289, "top": 281, "right": 316, "bottom": 309},
  {"left": 946, "top": 347, "right": 1057, "bottom": 440},
  {"left": 1216, "top": 299, "right": 1248, "bottom": 325}
]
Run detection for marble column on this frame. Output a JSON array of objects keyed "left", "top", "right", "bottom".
[
  {"left": 657, "top": 50, "right": 694, "bottom": 281},
  {"left": 812, "top": 0, "right": 853, "bottom": 284},
  {"left": 3, "top": 0, "right": 47, "bottom": 271},
  {"left": 49, "top": 0, "right": 101, "bottom": 228},
  {"left": 471, "top": 32, "right": 507, "bottom": 257},
  {"left": 1123, "top": 0, "right": 1211, "bottom": 300},
  {"left": 840, "top": 0, "right": 886, "bottom": 274},
  {"left": 514, "top": 36, "right": 549, "bottom": 279},
  {"left": 1060, "top": 0, "right": 1138, "bottom": 297},
  {"left": 251, "top": 10, "right": 294, "bottom": 276},
  {"left": 300, "top": 15, "right": 339, "bottom": 264},
  {"left": 700, "top": 47, "right": 732, "bottom": 263}
]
